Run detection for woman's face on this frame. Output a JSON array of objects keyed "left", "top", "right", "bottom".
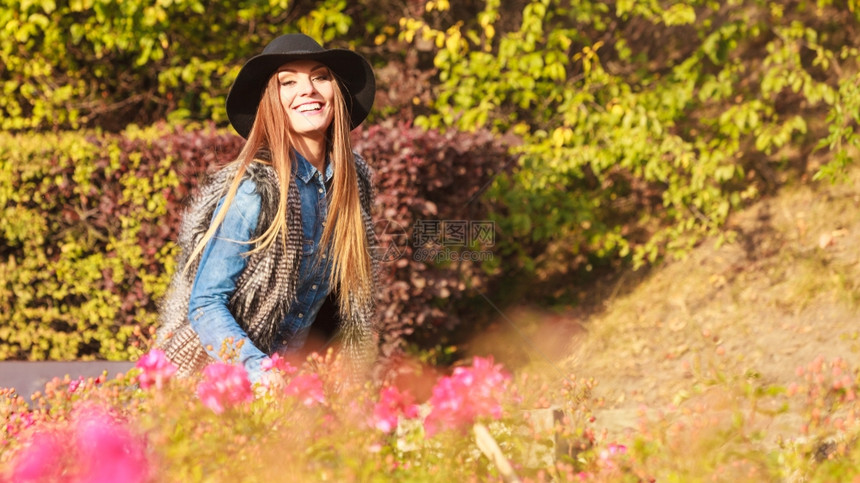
[{"left": 276, "top": 60, "right": 335, "bottom": 141}]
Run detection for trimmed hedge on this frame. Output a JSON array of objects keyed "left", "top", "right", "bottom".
[
  {"left": 0, "top": 124, "right": 242, "bottom": 360},
  {"left": 0, "top": 122, "right": 512, "bottom": 360}
]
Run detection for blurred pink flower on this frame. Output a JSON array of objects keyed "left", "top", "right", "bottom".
[
  {"left": 73, "top": 406, "right": 150, "bottom": 483},
  {"left": 196, "top": 362, "right": 253, "bottom": 414},
  {"left": 598, "top": 442, "right": 627, "bottom": 470},
  {"left": 135, "top": 348, "right": 178, "bottom": 390},
  {"left": 68, "top": 376, "right": 85, "bottom": 393},
  {"left": 284, "top": 373, "right": 326, "bottom": 407},
  {"left": 261, "top": 353, "right": 297, "bottom": 375},
  {"left": 10, "top": 405, "right": 150, "bottom": 483},
  {"left": 423, "top": 356, "right": 511, "bottom": 437},
  {"left": 5, "top": 411, "right": 35, "bottom": 438},
  {"left": 372, "top": 386, "right": 420, "bottom": 433},
  {"left": 10, "top": 429, "right": 67, "bottom": 482}
]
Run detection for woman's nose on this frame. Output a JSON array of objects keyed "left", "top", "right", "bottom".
[{"left": 297, "top": 76, "right": 317, "bottom": 95}]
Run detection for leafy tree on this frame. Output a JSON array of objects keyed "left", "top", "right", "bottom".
[{"left": 399, "top": 0, "right": 860, "bottom": 277}]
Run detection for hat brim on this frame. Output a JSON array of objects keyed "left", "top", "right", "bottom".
[{"left": 226, "top": 49, "right": 375, "bottom": 139}]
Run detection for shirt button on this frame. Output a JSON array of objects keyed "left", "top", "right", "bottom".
[
  {"left": 318, "top": 188, "right": 323, "bottom": 193},
  {"left": 312, "top": 284, "right": 318, "bottom": 290},
  {"left": 322, "top": 254, "right": 327, "bottom": 259},
  {"left": 298, "top": 313, "right": 304, "bottom": 318}
]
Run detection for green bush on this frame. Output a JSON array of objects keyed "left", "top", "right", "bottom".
[
  {"left": 0, "top": 123, "right": 243, "bottom": 360},
  {"left": 399, "top": 0, "right": 860, "bottom": 276}
]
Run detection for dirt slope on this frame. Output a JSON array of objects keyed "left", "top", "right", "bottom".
[{"left": 471, "top": 169, "right": 860, "bottom": 441}]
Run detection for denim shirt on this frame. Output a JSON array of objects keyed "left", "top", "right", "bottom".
[{"left": 187, "top": 151, "right": 334, "bottom": 384}]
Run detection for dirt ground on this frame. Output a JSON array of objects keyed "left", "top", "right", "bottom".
[{"left": 468, "top": 170, "right": 860, "bottom": 442}]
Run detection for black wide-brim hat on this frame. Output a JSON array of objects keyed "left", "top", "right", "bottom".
[{"left": 226, "top": 33, "right": 375, "bottom": 139}]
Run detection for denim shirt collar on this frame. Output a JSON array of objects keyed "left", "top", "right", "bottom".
[{"left": 294, "top": 150, "right": 334, "bottom": 185}]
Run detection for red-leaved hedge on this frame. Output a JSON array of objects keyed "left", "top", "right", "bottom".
[{"left": 354, "top": 120, "right": 516, "bottom": 356}]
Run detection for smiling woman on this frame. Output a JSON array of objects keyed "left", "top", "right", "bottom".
[{"left": 154, "top": 33, "right": 379, "bottom": 389}]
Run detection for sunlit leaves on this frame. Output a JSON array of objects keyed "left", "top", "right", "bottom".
[
  {"left": 399, "top": 0, "right": 860, "bottom": 275},
  {"left": 0, "top": 0, "right": 359, "bottom": 130}
]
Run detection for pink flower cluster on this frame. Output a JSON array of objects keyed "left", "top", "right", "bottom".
[
  {"left": 196, "top": 362, "right": 253, "bottom": 414},
  {"left": 261, "top": 353, "right": 297, "bottom": 375},
  {"left": 372, "top": 386, "right": 420, "bottom": 433},
  {"left": 284, "top": 373, "right": 326, "bottom": 407},
  {"left": 68, "top": 376, "right": 85, "bottom": 393},
  {"left": 10, "top": 405, "right": 150, "bottom": 483},
  {"left": 423, "top": 356, "right": 511, "bottom": 437},
  {"left": 136, "top": 349, "right": 177, "bottom": 390},
  {"left": 5, "top": 411, "right": 35, "bottom": 440}
]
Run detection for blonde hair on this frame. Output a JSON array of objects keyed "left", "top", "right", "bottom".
[{"left": 185, "top": 72, "right": 372, "bottom": 317}]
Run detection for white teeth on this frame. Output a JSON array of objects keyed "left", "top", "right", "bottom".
[{"left": 297, "top": 103, "right": 322, "bottom": 112}]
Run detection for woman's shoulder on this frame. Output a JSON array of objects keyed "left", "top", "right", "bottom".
[
  {"left": 207, "top": 161, "right": 275, "bottom": 194},
  {"left": 352, "top": 150, "right": 368, "bottom": 166},
  {"left": 198, "top": 162, "right": 270, "bottom": 215},
  {"left": 234, "top": 177, "right": 261, "bottom": 202}
]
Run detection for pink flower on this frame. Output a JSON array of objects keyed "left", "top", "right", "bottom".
[
  {"left": 372, "top": 386, "right": 420, "bottom": 433},
  {"left": 73, "top": 406, "right": 150, "bottom": 483},
  {"left": 196, "top": 362, "right": 253, "bottom": 414},
  {"left": 10, "top": 405, "right": 150, "bottom": 483},
  {"left": 284, "top": 373, "right": 326, "bottom": 407},
  {"left": 135, "top": 349, "right": 178, "bottom": 390},
  {"left": 10, "top": 429, "right": 67, "bottom": 481},
  {"left": 68, "top": 376, "right": 85, "bottom": 393},
  {"left": 261, "top": 353, "right": 297, "bottom": 375},
  {"left": 423, "top": 356, "right": 511, "bottom": 437},
  {"left": 5, "top": 411, "right": 35, "bottom": 438}
]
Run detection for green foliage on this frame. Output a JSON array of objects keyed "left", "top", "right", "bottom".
[
  {"left": 399, "top": 0, "right": 860, "bottom": 274},
  {"left": 0, "top": 0, "right": 378, "bottom": 131},
  {"left": 816, "top": 63, "right": 860, "bottom": 182}
]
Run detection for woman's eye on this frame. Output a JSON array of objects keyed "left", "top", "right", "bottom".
[
  {"left": 280, "top": 80, "right": 296, "bottom": 86},
  {"left": 313, "top": 74, "right": 330, "bottom": 82}
]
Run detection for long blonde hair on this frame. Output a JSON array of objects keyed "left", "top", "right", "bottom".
[{"left": 185, "top": 72, "right": 372, "bottom": 317}]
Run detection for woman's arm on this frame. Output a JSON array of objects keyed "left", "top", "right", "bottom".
[{"left": 187, "top": 179, "right": 268, "bottom": 384}]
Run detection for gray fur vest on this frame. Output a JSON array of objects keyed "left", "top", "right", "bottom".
[{"left": 155, "top": 153, "right": 379, "bottom": 377}]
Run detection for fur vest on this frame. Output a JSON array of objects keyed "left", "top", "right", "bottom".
[{"left": 155, "top": 153, "right": 379, "bottom": 377}]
